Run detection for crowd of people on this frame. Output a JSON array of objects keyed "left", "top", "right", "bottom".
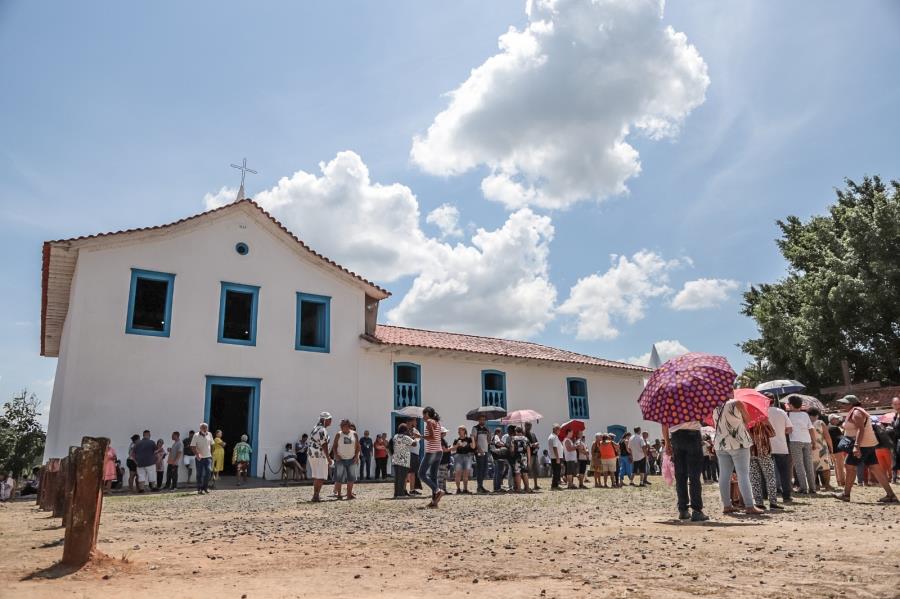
[
  {"left": 4, "top": 396, "right": 898, "bottom": 517},
  {"left": 661, "top": 394, "right": 900, "bottom": 522}
]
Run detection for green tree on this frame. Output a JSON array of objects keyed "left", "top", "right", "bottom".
[
  {"left": 741, "top": 176, "right": 900, "bottom": 393},
  {"left": 0, "top": 390, "right": 46, "bottom": 479}
]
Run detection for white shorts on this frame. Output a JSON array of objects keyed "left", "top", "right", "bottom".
[
  {"left": 136, "top": 465, "right": 156, "bottom": 484},
  {"left": 183, "top": 456, "right": 194, "bottom": 466},
  {"left": 308, "top": 456, "right": 329, "bottom": 480}
]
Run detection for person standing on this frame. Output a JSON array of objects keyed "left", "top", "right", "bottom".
[
  {"left": 103, "top": 444, "right": 118, "bottom": 493},
  {"left": 452, "top": 425, "right": 474, "bottom": 494},
  {"left": 510, "top": 426, "right": 532, "bottom": 493},
  {"left": 407, "top": 418, "right": 423, "bottom": 494},
  {"left": 662, "top": 421, "right": 709, "bottom": 521},
  {"left": 295, "top": 434, "right": 309, "bottom": 481},
  {"left": 828, "top": 414, "right": 846, "bottom": 486},
  {"left": 182, "top": 430, "right": 195, "bottom": 484},
  {"left": 590, "top": 433, "right": 604, "bottom": 488},
  {"left": 133, "top": 430, "right": 157, "bottom": 493},
  {"left": 524, "top": 422, "right": 541, "bottom": 491},
  {"left": 164, "top": 431, "right": 183, "bottom": 490},
  {"left": 331, "top": 419, "right": 360, "bottom": 500},
  {"left": 374, "top": 433, "right": 389, "bottom": 480},
  {"left": 211, "top": 430, "right": 226, "bottom": 486},
  {"left": 808, "top": 408, "right": 834, "bottom": 491},
  {"left": 472, "top": 415, "right": 491, "bottom": 494},
  {"left": 359, "top": 430, "right": 374, "bottom": 481},
  {"left": 575, "top": 432, "right": 590, "bottom": 489},
  {"left": 190, "top": 423, "right": 214, "bottom": 495},
  {"left": 833, "top": 395, "right": 898, "bottom": 503},
  {"left": 548, "top": 424, "right": 564, "bottom": 490},
  {"left": 618, "top": 432, "right": 634, "bottom": 486},
  {"left": 713, "top": 398, "right": 764, "bottom": 515},
  {"left": 232, "top": 434, "right": 252, "bottom": 486},
  {"left": 126, "top": 434, "right": 140, "bottom": 492},
  {"left": 391, "top": 424, "right": 416, "bottom": 498},
  {"left": 629, "top": 428, "right": 649, "bottom": 487},
  {"left": 766, "top": 398, "right": 793, "bottom": 503},
  {"left": 563, "top": 429, "right": 578, "bottom": 489},
  {"left": 892, "top": 397, "right": 900, "bottom": 484},
  {"left": 419, "top": 406, "right": 445, "bottom": 507},
  {"left": 308, "top": 412, "right": 333, "bottom": 502},
  {"left": 748, "top": 419, "right": 782, "bottom": 511},
  {"left": 151, "top": 438, "right": 165, "bottom": 490},
  {"left": 786, "top": 396, "right": 817, "bottom": 495}
]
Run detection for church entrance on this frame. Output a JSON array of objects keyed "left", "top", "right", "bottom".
[{"left": 205, "top": 376, "right": 261, "bottom": 477}]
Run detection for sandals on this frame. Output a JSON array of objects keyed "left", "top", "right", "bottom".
[
  {"left": 833, "top": 493, "right": 850, "bottom": 502},
  {"left": 877, "top": 495, "right": 899, "bottom": 504}
]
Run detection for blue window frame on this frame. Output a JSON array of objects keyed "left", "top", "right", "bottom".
[
  {"left": 217, "top": 282, "right": 259, "bottom": 346},
  {"left": 126, "top": 268, "right": 176, "bottom": 337},
  {"left": 481, "top": 370, "right": 506, "bottom": 409},
  {"left": 204, "top": 376, "right": 261, "bottom": 476},
  {"left": 393, "top": 362, "right": 421, "bottom": 409},
  {"left": 295, "top": 292, "right": 331, "bottom": 353},
  {"left": 567, "top": 377, "right": 589, "bottom": 419}
]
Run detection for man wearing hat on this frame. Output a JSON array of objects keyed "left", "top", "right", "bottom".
[
  {"left": 308, "top": 412, "right": 333, "bottom": 502},
  {"left": 833, "top": 395, "right": 898, "bottom": 503}
]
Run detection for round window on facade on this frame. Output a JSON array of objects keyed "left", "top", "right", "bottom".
[{"left": 235, "top": 242, "right": 249, "bottom": 256}]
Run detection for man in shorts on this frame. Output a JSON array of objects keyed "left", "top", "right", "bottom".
[
  {"left": 182, "top": 430, "right": 195, "bottom": 484},
  {"left": 133, "top": 430, "right": 157, "bottom": 493},
  {"left": 629, "top": 427, "right": 649, "bottom": 486},
  {"left": 308, "top": 412, "right": 333, "bottom": 502}
]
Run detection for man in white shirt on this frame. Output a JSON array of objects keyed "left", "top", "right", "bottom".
[
  {"left": 190, "top": 423, "right": 214, "bottom": 495},
  {"left": 786, "top": 395, "right": 817, "bottom": 494},
  {"left": 767, "top": 399, "right": 793, "bottom": 503},
  {"left": 548, "top": 425, "right": 564, "bottom": 490},
  {"left": 629, "top": 427, "right": 649, "bottom": 486}
]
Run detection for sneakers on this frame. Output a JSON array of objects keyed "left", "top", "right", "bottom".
[
  {"left": 678, "top": 509, "right": 691, "bottom": 520},
  {"left": 691, "top": 510, "right": 709, "bottom": 522},
  {"left": 877, "top": 494, "right": 899, "bottom": 504},
  {"left": 832, "top": 493, "right": 850, "bottom": 502}
]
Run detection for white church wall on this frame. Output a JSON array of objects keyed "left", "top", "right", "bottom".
[{"left": 44, "top": 209, "right": 370, "bottom": 477}]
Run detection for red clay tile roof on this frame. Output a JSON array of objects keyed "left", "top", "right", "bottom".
[{"left": 368, "top": 325, "right": 652, "bottom": 373}]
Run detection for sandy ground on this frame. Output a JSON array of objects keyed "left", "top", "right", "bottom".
[{"left": 2, "top": 478, "right": 899, "bottom": 599}]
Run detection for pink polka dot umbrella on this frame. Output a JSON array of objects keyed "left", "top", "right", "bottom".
[{"left": 638, "top": 352, "right": 737, "bottom": 426}]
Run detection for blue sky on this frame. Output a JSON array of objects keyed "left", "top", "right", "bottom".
[{"left": 2, "top": 1, "right": 899, "bottom": 417}]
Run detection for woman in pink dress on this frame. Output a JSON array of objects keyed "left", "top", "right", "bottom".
[{"left": 103, "top": 445, "right": 118, "bottom": 492}]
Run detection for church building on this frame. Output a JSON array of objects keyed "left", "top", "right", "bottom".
[{"left": 41, "top": 199, "right": 653, "bottom": 477}]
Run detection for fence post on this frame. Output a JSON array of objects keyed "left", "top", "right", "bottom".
[
  {"left": 52, "top": 454, "right": 70, "bottom": 519},
  {"left": 61, "top": 436, "right": 109, "bottom": 567},
  {"left": 39, "top": 458, "right": 60, "bottom": 511},
  {"left": 62, "top": 447, "right": 78, "bottom": 528}
]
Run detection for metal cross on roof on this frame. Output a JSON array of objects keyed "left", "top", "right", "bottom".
[{"left": 230, "top": 157, "right": 257, "bottom": 201}]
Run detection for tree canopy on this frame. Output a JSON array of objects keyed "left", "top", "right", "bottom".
[
  {"left": 741, "top": 176, "right": 900, "bottom": 393},
  {"left": 0, "top": 390, "right": 46, "bottom": 478}
]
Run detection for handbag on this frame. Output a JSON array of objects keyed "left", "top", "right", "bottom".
[{"left": 836, "top": 435, "right": 855, "bottom": 454}]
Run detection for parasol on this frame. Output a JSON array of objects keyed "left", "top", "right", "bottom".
[{"left": 638, "top": 352, "right": 737, "bottom": 427}]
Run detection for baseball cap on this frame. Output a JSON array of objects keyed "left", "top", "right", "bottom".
[{"left": 836, "top": 395, "right": 860, "bottom": 406}]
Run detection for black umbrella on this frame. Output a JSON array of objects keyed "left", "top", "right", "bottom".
[{"left": 466, "top": 406, "right": 507, "bottom": 421}]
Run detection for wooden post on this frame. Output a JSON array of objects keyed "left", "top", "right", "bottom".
[
  {"left": 61, "top": 448, "right": 78, "bottom": 528},
  {"left": 39, "top": 458, "right": 60, "bottom": 511},
  {"left": 61, "top": 436, "right": 109, "bottom": 567},
  {"left": 52, "top": 455, "right": 69, "bottom": 518}
]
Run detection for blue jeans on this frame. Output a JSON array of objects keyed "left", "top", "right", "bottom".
[
  {"left": 195, "top": 457, "right": 212, "bottom": 492},
  {"left": 717, "top": 447, "right": 754, "bottom": 508},
  {"left": 418, "top": 452, "right": 442, "bottom": 496},
  {"left": 619, "top": 457, "right": 633, "bottom": 480},
  {"left": 493, "top": 457, "right": 508, "bottom": 491}
]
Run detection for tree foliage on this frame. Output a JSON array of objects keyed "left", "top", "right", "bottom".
[
  {"left": 741, "top": 176, "right": 900, "bottom": 392},
  {"left": 0, "top": 390, "right": 46, "bottom": 478}
]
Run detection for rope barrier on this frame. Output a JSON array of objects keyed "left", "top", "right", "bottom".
[{"left": 262, "top": 453, "right": 285, "bottom": 480}]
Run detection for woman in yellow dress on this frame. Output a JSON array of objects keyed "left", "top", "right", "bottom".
[{"left": 212, "top": 430, "right": 226, "bottom": 483}]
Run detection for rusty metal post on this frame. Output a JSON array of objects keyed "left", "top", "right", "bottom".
[{"left": 61, "top": 436, "right": 109, "bottom": 567}]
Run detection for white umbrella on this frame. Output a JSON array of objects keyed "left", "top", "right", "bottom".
[
  {"left": 393, "top": 406, "right": 424, "bottom": 418},
  {"left": 755, "top": 379, "right": 805, "bottom": 396}
]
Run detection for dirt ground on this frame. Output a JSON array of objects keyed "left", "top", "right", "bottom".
[{"left": 2, "top": 478, "right": 899, "bottom": 599}]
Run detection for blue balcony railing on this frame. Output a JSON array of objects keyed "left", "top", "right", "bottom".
[
  {"left": 483, "top": 389, "right": 505, "bottom": 408},
  {"left": 395, "top": 382, "right": 420, "bottom": 408},
  {"left": 569, "top": 395, "right": 588, "bottom": 419}
]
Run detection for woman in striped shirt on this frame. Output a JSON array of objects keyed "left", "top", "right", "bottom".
[{"left": 418, "top": 406, "right": 445, "bottom": 508}]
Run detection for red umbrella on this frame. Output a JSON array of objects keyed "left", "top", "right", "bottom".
[
  {"left": 704, "top": 388, "right": 769, "bottom": 428},
  {"left": 638, "top": 353, "right": 736, "bottom": 426},
  {"left": 558, "top": 419, "right": 585, "bottom": 440}
]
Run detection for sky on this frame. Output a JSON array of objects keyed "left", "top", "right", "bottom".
[{"left": 2, "top": 1, "right": 900, "bottom": 422}]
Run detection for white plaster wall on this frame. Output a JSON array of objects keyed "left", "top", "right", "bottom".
[
  {"left": 357, "top": 350, "right": 660, "bottom": 446},
  {"left": 44, "top": 209, "right": 368, "bottom": 476}
]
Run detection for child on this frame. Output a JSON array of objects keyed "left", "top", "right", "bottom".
[{"left": 540, "top": 449, "right": 551, "bottom": 477}]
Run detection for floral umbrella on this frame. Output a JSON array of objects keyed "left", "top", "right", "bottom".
[{"left": 638, "top": 352, "right": 737, "bottom": 426}]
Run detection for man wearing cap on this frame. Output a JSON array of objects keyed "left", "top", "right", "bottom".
[
  {"left": 308, "top": 412, "right": 333, "bottom": 502},
  {"left": 190, "top": 423, "right": 214, "bottom": 495},
  {"left": 834, "top": 395, "right": 898, "bottom": 503}
]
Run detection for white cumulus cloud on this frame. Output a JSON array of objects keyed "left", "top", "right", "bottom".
[
  {"left": 216, "top": 151, "right": 556, "bottom": 338},
  {"left": 425, "top": 203, "right": 463, "bottom": 239},
  {"left": 558, "top": 250, "right": 682, "bottom": 340},
  {"left": 203, "top": 186, "right": 238, "bottom": 210},
  {"left": 627, "top": 339, "right": 690, "bottom": 367},
  {"left": 411, "top": 0, "right": 709, "bottom": 210},
  {"left": 671, "top": 278, "right": 740, "bottom": 311}
]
